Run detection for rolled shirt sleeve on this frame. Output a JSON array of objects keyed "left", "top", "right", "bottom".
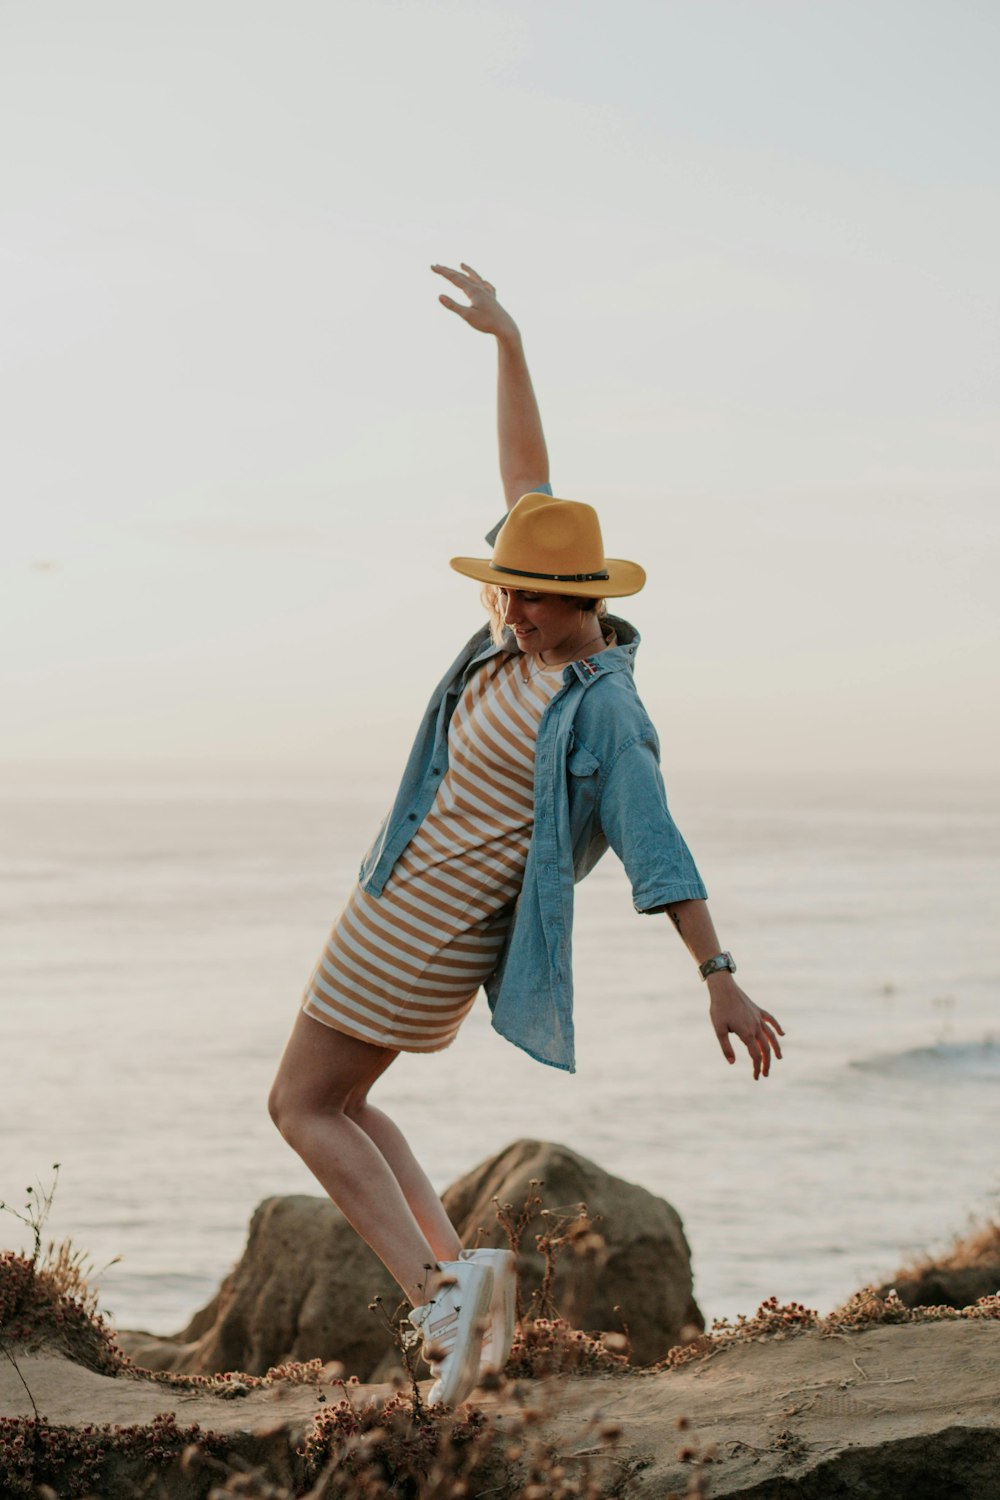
[{"left": 596, "top": 736, "right": 708, "bottom": 912}]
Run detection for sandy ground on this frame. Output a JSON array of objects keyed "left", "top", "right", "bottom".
[{"left": 3, "top": 1321, "right": 1000, "bottom": 1496}]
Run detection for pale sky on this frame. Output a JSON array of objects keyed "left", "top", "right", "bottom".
[{"left": 3, "top": 0, "right": 998, "bottom": 780}]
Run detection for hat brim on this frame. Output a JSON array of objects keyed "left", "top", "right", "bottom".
[{"left": 449, "top": 555, "right": 646, "bottom": 599}]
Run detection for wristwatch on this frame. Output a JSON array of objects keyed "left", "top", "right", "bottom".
[{"left": 699, "top": 952, "right": 737, "bottom": 981}]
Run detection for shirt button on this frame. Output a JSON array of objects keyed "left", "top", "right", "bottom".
[
  {"left": 408, "top": 812, "right": 417, "bottom": 821},
  {"left": 431, "top": 766, "right": 441, "bottom": 775}
]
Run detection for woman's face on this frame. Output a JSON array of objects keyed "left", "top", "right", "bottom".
[{"left": 500, "top": 588, "right": 599, "bottom": 659}]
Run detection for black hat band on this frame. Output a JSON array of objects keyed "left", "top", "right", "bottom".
[{"left": 490, "top": 562, "right": 610, "bottom": 583}]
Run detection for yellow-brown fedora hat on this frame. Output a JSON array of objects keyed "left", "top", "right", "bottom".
[{"left": 450, "top": 492, "right": 646, "bottom": 599}]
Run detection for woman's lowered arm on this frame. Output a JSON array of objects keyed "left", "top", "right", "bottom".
[
  {"left": 664, "top": 898, "right": 784, "bottom": 1081},
  {"left": 594, "top": 735, "right": 785, "bottom": 1082},
  {"left": 433, "top": 262, "right": 549, "bottom": 510}
]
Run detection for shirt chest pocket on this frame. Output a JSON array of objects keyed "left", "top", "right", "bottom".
[
  {"left": 566, "top": 741, "right": 601, "bottom": 829},
  {"left": 568, "top": 743, "right": 600, "bottom": 779}
]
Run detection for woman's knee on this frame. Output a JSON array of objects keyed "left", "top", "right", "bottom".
[
  {"left": 268, "top": 1065, "right": 319, "bottom": 1139},
  {"left": 266, "top": 1068, "right": 358, "bottom": 1143},
  {"left": 268, "top": 1012, "right": 394, "bottom": 1140},
  {"left": 267, "top": 1073, "right": 294, "bottom": 1137}
]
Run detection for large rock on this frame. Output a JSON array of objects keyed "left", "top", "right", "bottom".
[
  {"left": 116, "top": 1139, "right": 701, "bottom": 1378},
  {"left": 443, "top": 1138, "right": 703, "bottom": 1365},
  {"left": 117, "top": 1194, "right": 399, "bottom": 1380}
]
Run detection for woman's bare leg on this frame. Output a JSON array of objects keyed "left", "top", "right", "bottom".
[
  {"left": 349, "top": 1099, "right": 464, "bottom": 1263},
  {"left": 268, "top": 1010, "right": 460, "bottom": 1305}
]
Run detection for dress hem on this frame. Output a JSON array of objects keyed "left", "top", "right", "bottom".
[{"left": 300, "top": 999, "right": 465, "bottom": 1054}]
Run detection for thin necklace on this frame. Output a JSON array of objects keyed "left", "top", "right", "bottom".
[
  {"left": 522, "top": 657, "right": 563, "bottom": 680},
  {"left": 545, "top": 630, "right": 607, "bottom": 666}
]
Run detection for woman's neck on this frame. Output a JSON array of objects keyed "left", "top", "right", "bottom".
[{"left": 538, "top": 626, "right": 608, "bottom": 667}]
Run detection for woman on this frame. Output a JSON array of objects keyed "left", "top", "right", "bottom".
[{"left": 269, "top": 263, "right": 784, "bottom": 1409}]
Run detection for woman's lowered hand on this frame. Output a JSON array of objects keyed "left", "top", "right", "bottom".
[
  {"left": 432, "top": 262, "right": 521, "bottom": 343},
  {"left": 707, "top": 973, "right": 784, "bottom": 1080}
]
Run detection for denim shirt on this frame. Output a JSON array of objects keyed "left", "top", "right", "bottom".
[{"left": 358, "top": 518, "right": 708, "bottom": 1073}]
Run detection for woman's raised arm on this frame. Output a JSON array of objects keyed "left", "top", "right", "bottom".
[{"left": 432, "top": 262, "right": 549, "bottom": 511}]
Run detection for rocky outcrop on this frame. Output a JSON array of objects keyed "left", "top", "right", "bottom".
[
  {"left": 8, "top": 1322, "right": 1000, "bottom": 1499},
  {"left": 879, "top": 1222, "right": 1000, "bottom": 1311},
  {"left": 881, "top": 1264, "right": 1000, "bottom": 1311},
  {"left": 116, "top": 1139, "right": 701, "bottom": 1378}
]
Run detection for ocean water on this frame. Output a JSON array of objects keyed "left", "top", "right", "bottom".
[{"left": 2, "top": 766, "right": 998, "bottom": 1340}]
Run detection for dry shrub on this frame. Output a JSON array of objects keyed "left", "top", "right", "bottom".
[
  {"left": 658, "top": 1297, "right": 819, "bottom": 1369},
  {"left": 827, "top": 1286, "right": 1000, "bottom": 1330},
  {"left": 491, "top": 1186, "right": 635, "bottom": 1379},
  {"left": 0, "top": 1411, "right": 228, "bottom": 1499},
  {"left": 899, "top": 1216, "right": 1000, "bottom": 1276},
  {"left": 505, "top": 1318, "right": 628, "bottom": 1379},
  {"left": 208, "top": 1382, "right": 630, "bottom": 1500},
  {"left": 658, "top": 1287, "right": 1000, "bottom": 1371},
  {"left": 0, "top": 1248, "right": 124, "bottom": 1377}
]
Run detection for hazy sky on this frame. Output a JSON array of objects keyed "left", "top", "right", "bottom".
[{"left": 4, "top": 0, "right": 998, "bottom": 780}]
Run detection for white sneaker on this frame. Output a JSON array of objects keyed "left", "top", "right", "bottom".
[
  {"left": 407, "top": 1259, "right": 494, "bottom": 1408},
  {"left": 460, "top": 1248, "right": 517, "bottom": 1376}
]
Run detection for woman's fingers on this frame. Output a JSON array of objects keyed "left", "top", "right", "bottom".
[
  {"left": 748, "top": 1030, "right": 766, "bottom": 1079},
  {"left": 438, "top": 294, "right": 469, "bottom": 319},
  {"left": 432, "top": 262, "right": 497, "bottom": 303},
  {"left": 715, "top": 1024, "right": 736, "bottom": 1065},
  {"left": 431, "top": 263, "right": 474, "bottom": 292},
  {"left": 761, "top": 1022, "right": 783, "bottom": 1060},
  {"left": 712, "top": 992, "right": 784, "bottom": 1079},
  {"left": 433, "top": 262, "right": 490, "bottom": 296},
  {"left": 460, "top": 262, "right": 495, "bottom": 293},
  {"left": 729, "top": 1018, "right": 773, "bottom": 1078},
  {"left": 754, "top": 1017, "right": 781, "bottom": 1077}
]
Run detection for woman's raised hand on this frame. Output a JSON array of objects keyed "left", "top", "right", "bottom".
[
  {"left": 432, "top": 263, "right": 521, "bottom": 343},
  {"left": 433, "top": 261, "right": 548, "bottom": 508}
]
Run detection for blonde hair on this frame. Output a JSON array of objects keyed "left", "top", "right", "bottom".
[{"left": 480, "top": 584, "right": 608, "bottom": 646}]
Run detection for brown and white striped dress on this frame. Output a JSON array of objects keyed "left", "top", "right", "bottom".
[{"left": 302, "top": 652, "right": 566, "bottom": 1051}]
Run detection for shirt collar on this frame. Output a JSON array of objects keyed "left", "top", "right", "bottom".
[{"left": 567, "top": 616, "right": 639, "bottom": 682}]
